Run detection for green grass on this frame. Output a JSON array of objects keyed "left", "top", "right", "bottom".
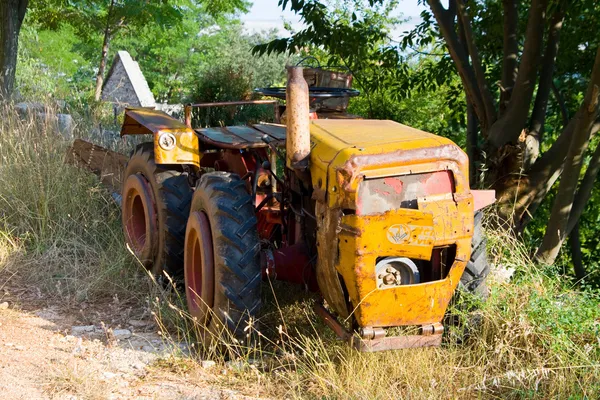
[{"left": 0, "top": 103, "right": 599, "bottom": 399}]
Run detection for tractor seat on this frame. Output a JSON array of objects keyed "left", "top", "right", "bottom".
[{"left": 195, "top": 123, "right": 286, "bottom": 150}]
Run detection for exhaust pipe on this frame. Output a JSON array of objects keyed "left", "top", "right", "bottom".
[{"left": 286, "top": 67, "right": 311, "bottom": 175}]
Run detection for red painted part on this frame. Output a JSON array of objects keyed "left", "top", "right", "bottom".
[
  {"left": 383, "top": 177, "right": 403, "bottom": 194},
  {"left": 184, "top": 211, "right": 215, "bottom": 323},
  {"left": 262, "top": 243, "right": 319, "bottom": 291},
  {"left": 423, "top": 170, "right": 455, "bottom": 195},
  {"left": 257, "top": 209, "right": 278, "bottom": 240},
  {"left": 472, "top": 189, "right": 496, "bottom": 211},
  {"left": 122, "top": 174, "right": 157, "bottom": 264}
]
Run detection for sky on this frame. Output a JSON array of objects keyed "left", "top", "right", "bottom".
[{"left": 240, "top": 0, "right": 427, "bottom": 40}]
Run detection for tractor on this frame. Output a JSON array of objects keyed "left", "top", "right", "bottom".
[{"left": 119, "top": 66, "right": 495, "bottom": 351}]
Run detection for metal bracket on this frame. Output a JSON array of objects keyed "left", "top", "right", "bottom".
[{"left": 313, "top": 303, "right": 444, "bottom": 352}]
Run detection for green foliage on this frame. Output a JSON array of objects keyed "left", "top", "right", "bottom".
[
  {"left": 186, "top": 25, "right": 292, "bottom": 126},
  {"left": 16, "top": 23, "right": 95, "bottom": 100}
]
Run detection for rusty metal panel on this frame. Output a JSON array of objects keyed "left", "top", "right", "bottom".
[
  {"left": 120, "top": 108, "right": 200, "bottom": 167},
  {"left": 196, "top": 126, "right": 272, "bottom": 149},
  {"left": 121, "top": 108, "right": 189, "bottom": 135},
  {"left": 352, "top": 333, "right": 442, "bottom": 352},
  {"left": 334, "top": 203, "right": 472, "bottom": 327},
  {"left": 357, "top": 171, "right": 454, "bottom": 215},
  {"left": 199, "top": 127, "right": 240, "bottom": 145},
  {"left": 418, "top": 193, "right": 474, "bottom": 245},
  {"left": 66, "top": 139, "right": 128, "bottom": 194},
  {"left": 253, "top": 123, "right": 287, "bottom": 141},
  {"left": 225, "top": 126, "right": 266, "bottom": 142},
  {"left": 340, "top": 208, "right": 436, "bottom": 261}
]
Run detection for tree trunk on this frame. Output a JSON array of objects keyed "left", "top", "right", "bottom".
[
  {"left": 536, "top": 48, "right": 600, "bottom": 264},
  {"left": 94, "top": 0, "right": 115, "bottom": 101},
  {"left": 466, "top": 100, "right": 478, "bottom": 185},
  {"left": 0, "top": 0, "right": 29, "bottom": 99},
  {"left": 526, "top": 8, "right": 565, "bottom": 168},
  {"left": 569, "top": 223, "right": 586, "bottom": 281}
]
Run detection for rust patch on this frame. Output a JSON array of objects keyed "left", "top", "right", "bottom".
[{"left": 383, "top": 177, "right": 403, "bottom": 194}]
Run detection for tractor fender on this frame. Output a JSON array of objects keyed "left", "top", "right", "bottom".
[{"left": 121, "top": 108, "right": 200, "bottom": 167}]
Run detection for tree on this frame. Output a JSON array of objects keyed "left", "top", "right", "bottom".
[
  {"left": 257, "top": 0, "right": 600, "bottom": 266},
  {"left": 0, "top": 0, "right": 29, "bottom": 98},
  {"left": 29, "top": 0, "right": 246, "bottom": 100}
]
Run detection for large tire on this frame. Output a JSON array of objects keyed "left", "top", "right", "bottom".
[
  {"left": 460, "top": 211, "right": 491, "bottom": 297},
  {"left": 184, "top": 172, "right": 261, "bottom": 340},
  {"left": 122, "top": 143, "right": 193, "bottom": 278}
]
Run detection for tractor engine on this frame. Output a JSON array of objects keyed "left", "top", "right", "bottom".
[
  {"left": 284, "top": 68, "right": 494, "bottom": 350},
  {"left": 308, "top": 119, "right": 478, "bottom": 348}
]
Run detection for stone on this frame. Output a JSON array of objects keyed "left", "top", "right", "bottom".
[
  {"left": 102, "top": 51, "right": 156, "bottom": 108},
  {"left": 112, "top": 329, "right": 132, "bottom": 340},
  {"left": 71, "top": 325, "right": 96, "bottom": 335},
  {"left": 128, "top": 320, "right": 148, "bottom": 328},
  {"left": 201, "top": 360, "right": 216, "bottom": 369},
  {"left": 0, "top": 302, "right": 9, "bottom": 310},
  {"left": 225, "top": 360, "right": 246, "bottom": 371}
]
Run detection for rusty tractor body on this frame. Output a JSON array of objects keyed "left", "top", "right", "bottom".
[{"left": 118, "top": 67, "right": 495, "bottom": 351}]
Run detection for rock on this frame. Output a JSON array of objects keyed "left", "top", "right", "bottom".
[
  {"left": 201, "top": 360, "right": 216, "bottom": 369},
  {"left": 102, "top": 371, "right": 118, "bottom": 379},
  {"left": 112, "top": 329, "right": 132, "bottom": 340},
  {"left": 14, "top": 102, "right": 45, "bottom": 115},
  {"left": 71, "top": 325, "right": 95, "bottom": 335},
  {"left": 225, "top": 360, "right": 246, "bottom": 371},
  {"left": 128, "top": 319, "right": 148, "bottom": 328},
  {"left": 0, "top": 302, "right": 9, "bottom": 310},
  {"left": 56, "top": 114, "right": 74, "bottom": 139}
]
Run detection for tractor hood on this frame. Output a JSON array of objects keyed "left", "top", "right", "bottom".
[{"left": 308, "top": 119, "right": 471, "bottom": 209}]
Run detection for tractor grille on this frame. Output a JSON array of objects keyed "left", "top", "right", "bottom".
[{"left": 356, "top": 171, "right": 454, "bottom": 216}]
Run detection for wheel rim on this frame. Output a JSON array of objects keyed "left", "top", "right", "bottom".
[
  {"left": 184, "top": 210, "right": 215, "bottom": 323},
  {"left": 122, "top": 174, "right": 157, "bottom": 264}
]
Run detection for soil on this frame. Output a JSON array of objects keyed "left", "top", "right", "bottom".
[{"left": 0, "top": 283, "right": 265, "bottom": 400}]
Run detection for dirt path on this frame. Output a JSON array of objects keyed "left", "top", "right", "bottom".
[{"left": 0, "top": 291, "right": 264, "bottom": 399}]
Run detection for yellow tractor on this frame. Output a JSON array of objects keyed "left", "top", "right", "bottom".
[{"left": 119, "top": 67, "right": 495, "bottom": 351}]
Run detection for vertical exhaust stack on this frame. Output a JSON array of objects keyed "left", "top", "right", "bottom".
[{"left": 286, "top": 67, "right": 311, "bottom": 176}]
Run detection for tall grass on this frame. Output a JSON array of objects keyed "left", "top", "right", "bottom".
[
  {"left": 153, "top": 222, "right": 600, "bottom": 399},
  {"left": 0, "top": 104, "right": 142, "bottom": 303},
  {"left": 1, "top": 103, "right": 599, "bottom": 399}
]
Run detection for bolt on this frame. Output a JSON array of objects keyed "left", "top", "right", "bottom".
[
  {"left": 382, "top": 273, "right": 395, "bottom": 285},
  {"left": 386, "top": 267, "right": 395, "bottom": 273}
]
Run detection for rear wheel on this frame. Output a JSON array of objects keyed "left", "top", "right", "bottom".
[
  {"left": 122, "top": 143, "right": 193, "bottom": 278},
  {"left": 184, "top": 172, "right": 261, "bottom": 341},
  {"left": 460, "top": 211, "right": 491, "bottom": 297}
]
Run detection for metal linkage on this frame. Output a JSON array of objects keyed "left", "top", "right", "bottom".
[{"left": 313, "top": 303, "right": 445, "bottom": 352}]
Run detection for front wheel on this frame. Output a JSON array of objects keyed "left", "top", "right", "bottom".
[
  {"left": 460, "top": 211, "right": 491, "bottom": 297},
  {"left": 184, "top": 172, "right": 261, "bottom": 341}
]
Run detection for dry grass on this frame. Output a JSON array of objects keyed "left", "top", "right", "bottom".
[
  {"left": 1, "top": 103, "right": 599, "bottom": 399},
  {"left": 46, "top": 360, "right": 110, "bottom": 400},
  {"left": 0, "top": 103, "right": 146, "bottom": 305}
]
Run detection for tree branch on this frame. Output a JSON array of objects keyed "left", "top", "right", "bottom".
[
  {"left": 527, "top": 7, "right": 565, "bottom": 167},
  {"left": 552, "top": 81, "right": 569, "bottom": 126},
  {"left": 18, "top": 0, "right": 28, "bottom": 24},
  {"left": 500, "top": 0, "right": 519, "bottom": 114},
  {"left": 521, "top": 120, "right": 599, "bottom": 226},
  {"left": 536, "top": 47, "right": 600, "bottom": 264},
  {"left": 569, "top": 223, "right": 586, "bottom": 280},
  {"left": 456, "top": 0, "right": 496, "bottom": 127},
  {"left": 488, "top": 0, "right": 549, "bottom": 148},
  {"left": 426, "top": 0, "right": 490, "bottom": 133},
  {"left": 566, "top": 139, "right": 600, "bottom": 236}
]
